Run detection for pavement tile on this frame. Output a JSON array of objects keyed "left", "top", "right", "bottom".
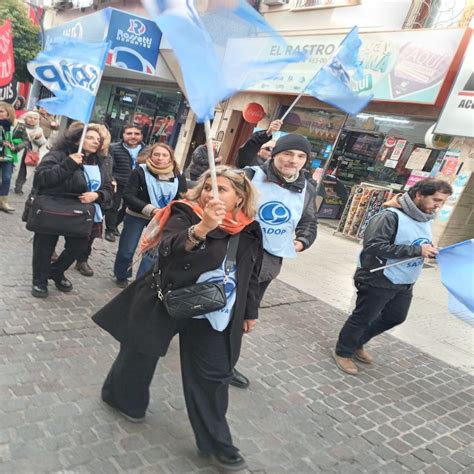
[{"left": 1, "top": 188, "right": 473, "bottom": 473}]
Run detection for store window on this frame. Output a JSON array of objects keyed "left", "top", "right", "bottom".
[
  {"left": 331, "top": 113, "right": 443, "bottom": 189},
  {"left": 92, "top": 84, "right": 183, "bottom": 146}
]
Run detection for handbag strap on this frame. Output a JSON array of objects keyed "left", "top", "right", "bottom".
[{"left": 152, "top": 232, "right": 240, "bottom": 300}]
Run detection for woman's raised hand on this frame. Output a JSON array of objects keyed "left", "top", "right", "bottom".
[
  {"left": 69, "top": 152, "right": 83, "bottom": 165},
  {"left": 199, "top": 198, "right": 226, "bottom": 233}
]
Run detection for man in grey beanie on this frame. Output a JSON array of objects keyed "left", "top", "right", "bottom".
[{"left": 230, "top": 133, "right": 318, "bottom": 389}]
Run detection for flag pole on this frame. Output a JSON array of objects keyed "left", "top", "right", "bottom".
[
  {"left": 279, "top": 26, "right": 358, "bottom": 122},
  {"left": 369, "top": 251, "right": 445, "bottom": 273},
  {"left": 77, "top": 124, "right": 88, "bottom": 154},
  {"left": 204, "top": 119, "right": 219, "bottom": 197}
]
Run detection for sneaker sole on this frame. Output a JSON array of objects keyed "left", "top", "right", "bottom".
[
  {"left": 55, "top": 284, "right": 73, "bottom": 293},
  {"left": 332, "top": 351, "right": 359, "bottom": 375}
]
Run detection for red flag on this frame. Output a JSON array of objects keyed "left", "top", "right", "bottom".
[{"left": 0, "top": 20, "right": 14, "bottom": 87}]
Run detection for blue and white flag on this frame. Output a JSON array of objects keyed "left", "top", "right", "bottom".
[
  {"left": 305, "top": 26, "right": 372, "bottom": 115},
  {"left": 28, "top": 37, "right": 110, "bottom": 123},
  {"left": 142, "top": 0, "right": 304, "bottom": 122},
  {"left": 437, "top": 239, "right": 474, "bottom": 325}
]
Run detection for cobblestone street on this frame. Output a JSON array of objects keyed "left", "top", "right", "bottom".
[{"left": 0, "top": 192, "right": 473, "bottom": 473}]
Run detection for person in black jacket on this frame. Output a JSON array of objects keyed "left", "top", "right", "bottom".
[
  {"left": 230, "top": 133, "right": 318, "bottom": 389},
  {"left": 113, "top": 143, "right": 187, "bottom": 287},
  {"left": 186, "top": 141, "right": 221, "bottom": 181},
  {"left": 333, "top": 179, "right": 452, "bottom": 375},
  {"left": 93, "top": 166, "right": 263, "bottom": 471},
  {"left": 235, "top": 119, "right": 282, "bottom": 169},
  {"left": 30, "top": 125, "right": 113, "bottom": 298},
  {"left": 104, "top": 125, "right": 148, "bottom": 242}
]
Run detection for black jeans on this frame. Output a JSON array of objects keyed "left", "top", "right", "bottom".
[
  {"left": 14, "top": 150, "right": 28, "bottom": 191},
  {"left": 335, "top": 283, "right": 413, "bottom": 357},
  {"left": 105, "top": 186, "right": 125, "bottom": 232},
  {"left": 102, "top": 319, "right": 238, "bottom": 457},
  {"left": 32, "top": 233, "right": 89, "bottom": 287}
]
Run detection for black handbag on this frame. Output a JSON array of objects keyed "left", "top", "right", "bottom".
[
  {"left": 152, "top": 234, "right": 240, "bottom": 319},
  {"left": 26, "top": 194, "right": 95, "bottom": 237}
]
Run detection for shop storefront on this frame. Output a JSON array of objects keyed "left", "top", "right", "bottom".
[
  {"left": 207, "top": 27, "right": 469, "bottom": 243},
  {"left": 38, "top": 7, "right": 184, "bottom": 146}
]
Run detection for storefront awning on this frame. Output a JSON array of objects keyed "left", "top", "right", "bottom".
[{"left": 45, "top": 7, "right": 175, "bottom": 84}]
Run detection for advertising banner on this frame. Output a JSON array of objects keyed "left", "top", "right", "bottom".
[
  {"left": 434, "top": 32, "right": 474, "bottom": 138},
  {"left": 107, "top": 9, "right": 161, "bottom": 75},
  {"left": 0, "top": 20, "right": 14, "bottom": 88},
  {"left": 45, "top": 8, "right": 162, "bottom": 76},
  {"left": 245, "top": 29, "right": 464, "bottom": 104}
]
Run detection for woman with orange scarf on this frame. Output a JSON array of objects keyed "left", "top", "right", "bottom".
[{"left": 93, "top": 166, "right": 263, "bottom": 471}]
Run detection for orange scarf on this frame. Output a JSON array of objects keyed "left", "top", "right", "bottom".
[{"left": 139, "top": 199, "right": 253, "bottom": 254}]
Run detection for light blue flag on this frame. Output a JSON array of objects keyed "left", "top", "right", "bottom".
[
  {"left": 437, "top": 239, "right": 474, "bottom": 324},
  {"left": 27, "top": 37, "right": 110, "bottom": 123},
  {"left": 142, "top": 0, "right": 304, "bottom": 122},
  {"left": 305, "top": 26, "right": 372, "bottom": 115}
]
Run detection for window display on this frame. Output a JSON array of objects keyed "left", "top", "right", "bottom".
[{"left": 92, "top": 83, "right": 183, "bottom": 145}]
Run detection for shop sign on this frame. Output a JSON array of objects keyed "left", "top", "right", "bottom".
[
  {"left": 243, "top": 29, "right": 464, "bottom": 104},
  {"left": 434, "top": 32, "right": 474, "bottom": 138},
  {"left": 242, "top": 102, "right": 265, "bottom": 124},
  {"left": 45, "top": 8, "right": 162, "bottom": 76},
  {"left": 0, "top": 77, "right": 18, "bottom": 104},
  {"left": 384, "top": 139, "right": 406, "bottom": 168},
  {"left": 107, "top": 10, "right": 161, "bottom": 75},
  {"left": 0, "top": 20, "right": 14, "bottom": 88}
]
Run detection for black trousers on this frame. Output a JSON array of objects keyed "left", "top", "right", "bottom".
[
  {"left": 32, "top": 233, "right": 89, "bottom": 287},
  {"left": 105, "top": 186, "right": 125, "bottom": 231},
  {"left": 14, "top": 150, "right": 27, "bottom": 191},
  {"left": 335, "top": 283, "right": 413, "bottom": 357},
  {"left": 102, "top": 319, "right": 238, "bottom": 457},
  {"left": 257, "top": 280, "right": 272, "bottom": 306}
]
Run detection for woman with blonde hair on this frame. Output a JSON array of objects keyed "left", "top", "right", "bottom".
[
  {"left": 93, "top": 166, "right": 263, "bottom": 471},
  {"left": 113, "top": 142, "right": 187, "bottom": 287},
  {"left": 0, "top": 102, "right": 29, "bottom": 212}
]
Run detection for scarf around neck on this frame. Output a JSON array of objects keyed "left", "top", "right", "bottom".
[
  {"left": 139, "top": 199, "right": 253, "bottom": 254},
  {"left": 398, "top": 192, "right": 435, "bottom": 222},
  {"left": 146, "top": 158, "right": 174, "bottom": 177}
]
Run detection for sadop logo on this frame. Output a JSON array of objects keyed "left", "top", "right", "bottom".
[
  {"left": 259, "top": 201, "right": 291, "bottom": 225},
  {"left": 411, "top": 238, "right": 430, "bottom": 247},
  {"left": 128, "top": 19, "right": 146, "bottom": 36}
]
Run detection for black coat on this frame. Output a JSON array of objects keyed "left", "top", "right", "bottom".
[
  {"left": 33, "top": 150, "right": 114, "bottom": 210},
  {"left": 236, "top": 130, "right": 273, "bottom": 168},
  {"left": 123, "top": 166, "right": 187, "bottom": 217},
  {"left": 109, "top": 141, "right": 148, "bottom": 188},
  {"left": 92, "top": 203, "right": 263, "bottom": 366}
]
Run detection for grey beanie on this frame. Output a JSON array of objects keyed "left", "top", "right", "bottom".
[{"left": 271, "top": 134, "right": 312, "bottom": 159}]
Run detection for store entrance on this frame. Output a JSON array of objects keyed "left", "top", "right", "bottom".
[{"left": 93, "top": 84, "right": 183, "bottom": 146}]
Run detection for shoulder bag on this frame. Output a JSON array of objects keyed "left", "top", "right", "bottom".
[
  {"left": 26, "top": 194, "right": 95, "bottom": 237},
  {"left": 152, "top": 234, "right": 240, "bottom": 319}
]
